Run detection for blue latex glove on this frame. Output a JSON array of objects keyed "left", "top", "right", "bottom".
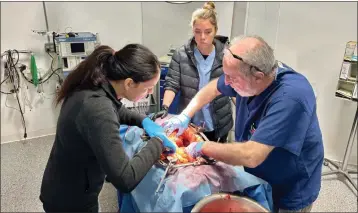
[
  {"left": 142, "top": 117, "right": 177, "bottom": 153},
  {"left": 161, "top": 113, "right": 190, "bottom": 136},
  {"left": 185, "top": 142, "right": 204, "bottom": 158}
]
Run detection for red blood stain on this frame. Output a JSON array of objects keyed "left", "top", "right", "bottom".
[{"left": 199, "top": 199, "right": 262, "bottom": 212}]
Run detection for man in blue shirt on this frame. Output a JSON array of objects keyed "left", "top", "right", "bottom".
[{"left": 162, "top": 35, "right": 324, "bottom": 212}]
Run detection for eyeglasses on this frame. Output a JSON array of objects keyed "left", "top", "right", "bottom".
[{"left": 224, "top": 48, "right": 263, "bottom": 73}]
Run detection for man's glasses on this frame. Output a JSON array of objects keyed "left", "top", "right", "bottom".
[{"left": 224, "top": 48, "right": 263, "bottom": 73}]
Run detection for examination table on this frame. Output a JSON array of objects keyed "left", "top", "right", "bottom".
[{"left": 116, "top": 122, "right": 273, "bottom": 212}]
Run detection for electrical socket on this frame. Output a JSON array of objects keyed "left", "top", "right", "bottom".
[{"left": 44, "top": 42, "right": 56, "bottom": 53}]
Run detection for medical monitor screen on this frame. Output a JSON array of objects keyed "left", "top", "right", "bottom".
[{"left": 70, "top": 43, "right": 85, "bottom": 53}]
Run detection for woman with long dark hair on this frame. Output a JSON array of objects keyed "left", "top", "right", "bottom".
[{"left": 40, "top": 44, "right": 176, "bottom": 212}]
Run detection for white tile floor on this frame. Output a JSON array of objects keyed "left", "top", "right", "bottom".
[{"left": 1, "top": 135, "right": 357, "bottom": 212}]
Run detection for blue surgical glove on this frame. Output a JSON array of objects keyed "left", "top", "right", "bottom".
[
  {"left": 185, "top": 142, "right": 204, "bottom": 158},
  {"left": 161, "top": 113, "right": 190, "bottom": 136},
  {"left": 142, "top": 117, "right": 177, "bottom": 153}
]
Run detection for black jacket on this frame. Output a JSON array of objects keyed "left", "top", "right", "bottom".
[
  {"left": 165, "top": 36, "right": 233, "bottom": 138},
  {"left": 40, "top": 81, "right": 163, "bottom": 211}
]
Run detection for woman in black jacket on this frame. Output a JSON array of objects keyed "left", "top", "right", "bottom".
[
  {"left": 39, "top": 44, "right": 176, "bottom": 212},
  {"left": 155, "top": 2, "right": 233, "bottom": 142}
]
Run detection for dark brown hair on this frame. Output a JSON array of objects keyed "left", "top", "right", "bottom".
[{"left": 56, "top": 44, "right": 160, "bottom": 106}]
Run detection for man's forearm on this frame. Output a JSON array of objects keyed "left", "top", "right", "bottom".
[
  {"left": 182, "top": 78, "right": 221, "bottom": 118},
  {"left": 201, "top": 142, "right": 254, "bottom": 167},
  {"left": 201, "top": 140, "right": 274, "bottom": 168}
]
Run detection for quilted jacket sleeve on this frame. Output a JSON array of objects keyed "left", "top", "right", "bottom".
[{"left": 164, "top": 49, "right": 181, "bottom": 94}]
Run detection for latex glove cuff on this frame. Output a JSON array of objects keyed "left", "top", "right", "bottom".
[{"left": 177, "top": 112, "right": 190, "bottom": 123}]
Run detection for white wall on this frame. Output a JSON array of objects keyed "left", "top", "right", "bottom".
[
  {"left": 1, "top": 2, "right": 143, "bottom": 143},
  {"left": 230, "top": 2, "right": 247, "bottom": 40},
  {"left": 1, "top": 2, "right": 60, "bottom": 143},
  {"left": 142, "top": 2, "right": 234, "bottom": 57},
  {"left": 246, "top": 2, "right": 357, "bottom": 164},
  {"left": 45, "top": 2, "right": 143, "bottom": 49},
  {"left": 244, "top": 2, "right": 281, "bottom": 48}
]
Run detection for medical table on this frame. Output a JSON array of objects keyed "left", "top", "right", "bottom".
[{"left": 116, "top": 122, "right": 273, "bottom": 212}]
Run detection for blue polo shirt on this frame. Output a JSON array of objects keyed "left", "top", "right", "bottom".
[{"left": 217, "top": 62, "right": 324, "bottom": 210}]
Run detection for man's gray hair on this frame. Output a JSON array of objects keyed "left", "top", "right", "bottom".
[{"left": 230, "top": 35, "right": 276, "bottom": 76}]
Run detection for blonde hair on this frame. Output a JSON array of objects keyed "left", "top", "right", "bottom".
[{"left": 190, "top": 2, "right": 218, "bottom": 32}]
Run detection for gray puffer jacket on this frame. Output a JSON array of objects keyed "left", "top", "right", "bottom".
[{"left": 165, "top": 36, "right": 233, "bottom": 139}]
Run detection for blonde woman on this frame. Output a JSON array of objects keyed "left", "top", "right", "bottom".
[{"left": 157, "top": 2, "right": 233, "bottom": 142}]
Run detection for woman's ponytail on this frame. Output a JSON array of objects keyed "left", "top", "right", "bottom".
[
  {"left": 56, "top": 44, "right": 160, "bottom": 106},
  {"left": 56, "top": 45, "right": 113, "bottom": 106}
]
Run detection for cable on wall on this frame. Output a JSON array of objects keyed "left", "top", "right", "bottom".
[
  {"left": 1, "top": 50, "right": 62, "bottom": 139},
  {"left": 1, "top": 50, "right": 27, "bottom": 138}
]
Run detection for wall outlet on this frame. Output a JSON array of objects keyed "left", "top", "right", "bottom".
[{"left": 44, "top": 42, "right": 56, "bottom": 53}]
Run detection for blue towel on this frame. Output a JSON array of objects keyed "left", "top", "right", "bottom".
[{"left": 118, "top": 125, "right": 273, "bottom": 212}]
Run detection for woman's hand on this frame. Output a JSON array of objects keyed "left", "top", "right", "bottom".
[{"left": 142, "top": 117, "right": 177, "bottom": 152}]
